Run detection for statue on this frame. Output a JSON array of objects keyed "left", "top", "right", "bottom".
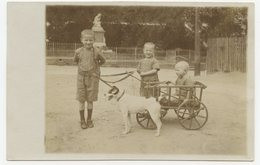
[
  {"left": 93, "top": 13, "right": 102, "bottom": 28},
  {"left": 92, "top": 13, "right": 106, "bottom": 49}
]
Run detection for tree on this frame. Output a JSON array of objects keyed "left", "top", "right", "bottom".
[
  {"left": 46, "top": 6, "right": 247, "bottom": 49},
  {"left": 183, "top": 7, "right": 247, "bottom": 38}
]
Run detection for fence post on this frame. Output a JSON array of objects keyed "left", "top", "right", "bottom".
[
  {"left": 74, "top": 43, "right": 77, "bottom": 51},
  {"left": 52, "top": 42, "right": 55, "bottom": 56},
  {"left": 115, "top": 47, "right": 118, "bottom": 60},
  {"left": 134, "top": 47, "right": 137, "bottom": 61},
  {"left": 174, "top": 50, "right": 176, "bottom": 63},
  {"left": 188, "top": 50, "right": 191, "bottom": 64}
]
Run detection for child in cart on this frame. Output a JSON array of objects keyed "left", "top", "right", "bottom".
[{"left": 159, "top": 61, "right": 195, "bottom": 107}]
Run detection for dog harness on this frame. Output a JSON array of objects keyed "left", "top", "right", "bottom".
[{"left": 117, "top": 90, "right": 125, "bottom": 101}]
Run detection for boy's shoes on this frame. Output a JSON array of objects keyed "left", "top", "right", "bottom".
[
  {"left": 80, "top": 121, "right": 88, "bottom": 129},
  {"left": 87, "top": 120, "right": 94, "bottom": 128}
]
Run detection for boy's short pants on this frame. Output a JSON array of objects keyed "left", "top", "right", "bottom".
[{"left": 76, "top": 70, "right": 100, "bottom": 102}]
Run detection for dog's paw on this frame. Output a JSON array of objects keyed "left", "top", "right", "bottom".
[
  {"left": 122, "top": 131, "right": 129, "bottom": 135},
  {"left": 155, "top": 133, "right": 160, "bottom": 137}
]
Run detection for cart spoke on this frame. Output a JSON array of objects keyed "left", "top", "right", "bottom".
[
  {"left": 199, "top": 107, "right": 205, "bottom": 111},
  {"left": 191, "top": 102, "right": 196, "bottom": 109},
  {"left": 139, "top": 117, "right": 147, "bottom": 122},
  {"left": 180, "top": 117, "right": 190, "bottom": 123},
  {"left": 181, "top": 109, "right": 188, "bottom": 118},
  {"left": 189, "top": 118, "right": 193, "bottom": 129},
  {"left": 196, "top": 115, "right": 206, "bottom": 119},
  {"left": 179, "top": 111, "right": 190, "bottom": 115},
  {"left": 194, "top": 117, "right": 201, "bottom": 128},
  {"left": 178, "top": 111, "right": 190, "bottom": 117},
  {"left": 146, "top": 118, "right": 150, "bottom": 127}
]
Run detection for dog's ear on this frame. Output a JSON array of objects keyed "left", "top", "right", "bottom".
[{"left": 108, "top": 86, "right": 119, "bottom": 95}]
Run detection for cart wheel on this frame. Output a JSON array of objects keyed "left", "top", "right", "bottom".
[
  {"left": 136, "top": 111, "right": 156, "bottom": 130},
  {"left": 176, "top": 101, "right": 208, "bottom": 130}
]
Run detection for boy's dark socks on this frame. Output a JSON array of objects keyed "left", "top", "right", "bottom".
[
  {"left": 79, "top": 110, "right": 85, "bottom": 121},
  {"left": 79, "top": 110, "right": 87, "bottom": 129},
  {"left": 87, "top": 109, "right": 93, "bottom": 120}
]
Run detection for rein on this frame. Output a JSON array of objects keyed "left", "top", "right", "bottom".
[
  {"left": 117, "top": 90, "right": 125, "bottom": 101},
  {"left": 93, "top": 71, "right": 175, "bottom": 99},
  {"left": 92, "top": 71, "right": 135, "bottom": 88},
  {"left": 100, "top": 70, "right": 135, "bottom": 77}
]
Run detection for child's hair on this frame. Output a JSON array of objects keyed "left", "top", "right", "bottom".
[
  {"left": 175, "top": 61, "right": 190, "bottom": 73},
  {"left": 81, "top": 29, "right": 94, "bottom": 38},
  {"left": 144, "top": 42, "right": 155, "bottom": 49}
]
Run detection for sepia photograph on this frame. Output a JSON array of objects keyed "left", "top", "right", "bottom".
[
  {"left": 44, "top": 3, "right": 253, "bottom": 158},
  {"left": 6, "top": 2, "right": 255, "bottom": 161}
]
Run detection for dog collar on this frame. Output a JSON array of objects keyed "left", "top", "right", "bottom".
[{"left": 117, "top": 90, "right": 125, "bottom": 101}]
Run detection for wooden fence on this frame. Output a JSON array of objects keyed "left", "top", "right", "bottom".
[{"left": 206, "top": 37, "right": 247, "bottom": 73}]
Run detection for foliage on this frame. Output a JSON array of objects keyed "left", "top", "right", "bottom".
[
  {"left": 184, "top": 7, "right": 247, "bottom": 38},
  {"left": 46, "top": 6, "right": 247, "bottom": 49}
]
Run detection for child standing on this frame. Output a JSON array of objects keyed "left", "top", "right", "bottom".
[
  {"left": 137, "top": 42, "right": 160, "bottom": 98},
  {"left": 73, "top": 29, "right": 106, "bottom": 129}
]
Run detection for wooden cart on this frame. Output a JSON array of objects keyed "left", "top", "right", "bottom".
[{"left": 136, "top": 81, "right": 208, "bottom": 130}]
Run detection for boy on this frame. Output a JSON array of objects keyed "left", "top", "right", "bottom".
[
  {"left": 137, "top": 42, "right": 160, "bottom": 98},
  {"left": 73, "top": 29, "right": 106, "bottom": 129},
  {"left": 160, "top": 61, "right": 194, "bottom": 106}
]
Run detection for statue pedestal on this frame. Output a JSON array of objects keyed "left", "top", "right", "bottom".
[{"left": 92, "top": 26, "right": 106, "bottom": 48}]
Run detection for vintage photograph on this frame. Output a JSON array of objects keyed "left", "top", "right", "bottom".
[{"left": 44, "top": 3, "right": 253, "bottom": 159}]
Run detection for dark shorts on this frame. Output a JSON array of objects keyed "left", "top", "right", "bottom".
[{"left": 76, "top": 70, "right": 100, "bottom": 102}]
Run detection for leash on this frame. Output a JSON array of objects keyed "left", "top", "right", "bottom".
[
  {"left": 128, "top": 74, "right": 171, "bottom": 85},
  {"left": 92, "top": 73, "right": 114, "bottom": 88},
  {"left": 117, "top": 90, "right": 125, "bottom": 101},
  {"left": 93, "top": 70, "right": 175, "bottom": 99},
  {"left": 92, "top": 71, "right": 136, "bottom": 88},
  {"left": 127, "top": 74, "right": 177, "bottom": 98},
  {"left": 93, "top": 71, "right": 134, "bottom": 85},
  {"left": 100, "top": 74, "right": 132, "bottom": 84},
  {"left": 100, "top": 70, "right": 135, "bottom": 77}
]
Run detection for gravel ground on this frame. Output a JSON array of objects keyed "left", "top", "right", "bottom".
[{"left": 45, "top": 65, "right": 249, "bottom": 158}]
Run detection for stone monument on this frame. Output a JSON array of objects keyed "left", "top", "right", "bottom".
[{"left": 92, "top": 13, "right": 106, "bottom": 48}]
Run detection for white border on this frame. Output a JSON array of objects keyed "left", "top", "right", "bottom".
[{"left": 2, "top": 0, "right": 259, "bottom": 165}]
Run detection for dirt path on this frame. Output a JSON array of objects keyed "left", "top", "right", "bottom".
[{"left": 45, "top": 65, "right": 248, "bottom": 157}]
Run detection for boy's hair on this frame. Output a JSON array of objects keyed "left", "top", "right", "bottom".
[
  {"left": 81, "top": 29, "right": 94, "bottom": 38},
  {"left": 144, "top": 42, "right": 155, "bottom": 49},
  {"left": 175, "top": 61, "right": 190, "bottom": 73}
]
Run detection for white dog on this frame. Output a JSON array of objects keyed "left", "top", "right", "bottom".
[{"left": 105, "top": 86, "right": 162, "bottom": 136}]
